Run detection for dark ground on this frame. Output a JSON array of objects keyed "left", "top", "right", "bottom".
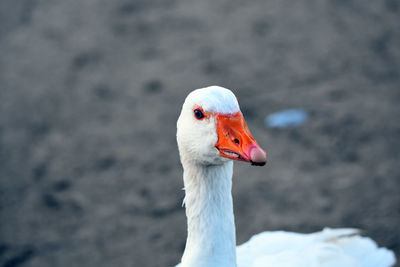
[{"left": 0, "top": 0, "right": 399, "bottom": 266}]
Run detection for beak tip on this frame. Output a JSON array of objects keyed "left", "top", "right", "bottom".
[{"left": 250, "top": 146, "right": 267, "bottom": 166}]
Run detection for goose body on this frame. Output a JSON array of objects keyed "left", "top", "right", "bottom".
[
  {"left": 236, "top": 228, "right": 395, "bottom": 267},
  {"left": 175, "top": 86, "right": 396, "bottom": 267}
]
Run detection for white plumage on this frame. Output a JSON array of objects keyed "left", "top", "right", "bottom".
[
  {"left": 175, "top": 86, "right": 396, "bottom": 267},
  {"left": 237, "top": 228, "right": 395, "bottom": 267},
  {"left": 185, "top": 86, "right": 240, "bottom": 114}
]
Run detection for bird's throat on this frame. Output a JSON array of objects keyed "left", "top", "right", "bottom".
[{"left": 181, "top": 161, "right": 237, "bottom": 267}]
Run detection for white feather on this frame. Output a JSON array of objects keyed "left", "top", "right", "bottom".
[
  {"left": 185, "top": 85, "right": 240, "bottom": 114},
  {"left": 236, "top": 228, "right": 396, "bottom": 267}
]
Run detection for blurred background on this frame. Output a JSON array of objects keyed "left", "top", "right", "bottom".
[{"left": 0, "top": 0, "right": 399, "bottom": 266}]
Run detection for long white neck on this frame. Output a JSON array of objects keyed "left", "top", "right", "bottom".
[{"left": 181, "top": 160, "right": 237, "bottom": 267}]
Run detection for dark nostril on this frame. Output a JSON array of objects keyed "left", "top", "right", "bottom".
[{"left": 234, "top": 138, "right": 240, "bottom": 144}]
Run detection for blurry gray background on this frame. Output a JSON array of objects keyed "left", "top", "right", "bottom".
[{"left": 0, "top": 0, "right": 399, "bottom": 266}]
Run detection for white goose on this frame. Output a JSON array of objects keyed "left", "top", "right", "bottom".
[{"left": 175, "top": 86, "right": 395, "bottom": 267}]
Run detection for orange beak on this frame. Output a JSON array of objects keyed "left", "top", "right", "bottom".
[{"left": 215, "top": 112, "right": 267, "bottom": 166}]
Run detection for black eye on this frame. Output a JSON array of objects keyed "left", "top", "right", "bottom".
[{"left": 194, "top": 109, "right": 204, "bottom": 120}]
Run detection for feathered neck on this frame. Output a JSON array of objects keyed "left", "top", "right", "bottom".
[{"left": 181, "top": 160, "right": 237, "bottom": 267}]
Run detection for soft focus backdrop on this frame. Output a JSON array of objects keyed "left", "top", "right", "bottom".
[{"left": 1, "top": 0, "right": 399, "bottom": 266}]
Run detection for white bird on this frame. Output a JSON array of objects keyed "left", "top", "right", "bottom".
[{"left": 175, "top": 86, "right": 396, "bottom": 267}]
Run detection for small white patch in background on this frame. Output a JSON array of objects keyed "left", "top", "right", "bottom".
[{"left": 265, "top": 109, "right": 309, "bottom": 128}]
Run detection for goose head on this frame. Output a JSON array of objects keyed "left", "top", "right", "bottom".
[{"left": 177, "top": 86, "right": 267, "bottom": 166}]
